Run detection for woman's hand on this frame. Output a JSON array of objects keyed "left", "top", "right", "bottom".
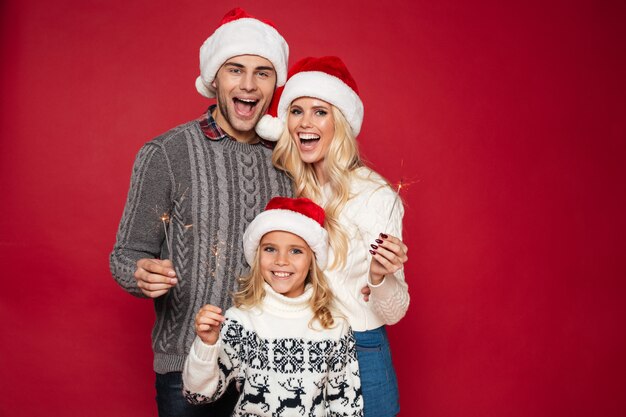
[
  {"left": 194, "top": 304, "right": 225, "bottom": 345},
  {"left": 368, "top": 233, "right": 408, "bottom": 286}
]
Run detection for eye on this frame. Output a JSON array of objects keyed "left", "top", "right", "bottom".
[
  {"left": 290, "top": 108, "right": 302, "bottom": 115},
  {"left": 290, "top": 248, "right": 303, "bottom": 255},
  {"left": 229, "top": 68, "right": 242, "bottom": 74},
  {"left": 257, "top": 71, "right": 269, "bottom": 78},
  {"left": 263, "top": 246, "right": 276, "bottom": 253},
  {"left": 315, "top": 109, "right": 328, "bottom": 116}
]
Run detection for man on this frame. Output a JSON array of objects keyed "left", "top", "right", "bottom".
[{"left": 110, "top": 8, "right": 291, "bottom": 416}]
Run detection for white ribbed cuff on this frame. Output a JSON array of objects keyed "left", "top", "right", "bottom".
[{"left": 192, "top": 337, "right": 221, "bottom": 362}]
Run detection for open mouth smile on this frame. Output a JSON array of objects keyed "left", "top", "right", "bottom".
[
  {"left": 272, "top": 271, "right": 293, "bottom": 280},
  {"left": 298, "top": 133, "right": 320, "bottom": 146},
  {"left": 233, "top": 97, "right": 259, "bottom": 118}
]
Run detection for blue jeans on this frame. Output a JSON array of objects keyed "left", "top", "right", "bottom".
[
  {"left": 354, "top": 327, "right": 400, "bottom": 417},
  {"left": 155, "top": 372, "right": 238, "bottom": 417}
]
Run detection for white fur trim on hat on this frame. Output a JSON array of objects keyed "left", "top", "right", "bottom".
[
  {"left": 243, "top": 209, "right": 329, "bottom": 270},
  {"left": 196, "top": 17, "right": 289, "bottom": 98},
  {"left": 277, "top": 71, "right": 364, "bottom": 136}
]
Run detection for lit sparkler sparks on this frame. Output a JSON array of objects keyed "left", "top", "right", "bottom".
[
  {"left": 384, "top": 178, "right": 404, "bottom": 232},
  {"left": 160, "top": 212, "right": 173, "bottom": 261}
]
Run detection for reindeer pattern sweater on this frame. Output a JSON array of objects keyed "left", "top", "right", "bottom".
[{"left": 183, "top": 284, "right": 363, "bottom": 416}]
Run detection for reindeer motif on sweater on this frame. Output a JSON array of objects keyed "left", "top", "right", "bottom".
[{"left": 182, "top": 284, "right": 363, "bottom": 416}]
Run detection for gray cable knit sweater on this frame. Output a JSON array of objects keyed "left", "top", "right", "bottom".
[{"left": 110, "top": 115, "right": 292, "bottom": 373}]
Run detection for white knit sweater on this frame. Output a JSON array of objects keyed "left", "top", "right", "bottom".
[
  {"left": 182, "top": 284, "right": 363, "bottom": 416},
  {"left": 321, "top": 167, "right": 410, "bottom": 332}
]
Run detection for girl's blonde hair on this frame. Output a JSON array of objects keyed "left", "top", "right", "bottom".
[
  {"left": 233, "top": 242, "right": 335, "bottom": 329},
  {"left": 272, "top": 106, "right": 362, "bottom": 269}
]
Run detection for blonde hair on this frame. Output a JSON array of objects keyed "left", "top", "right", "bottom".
[
  {"left": 233, "top": 242, "right": 335, "bottom": 329},
  {"left": 272, "top": 106, "right": 362, "bottom": 269}
]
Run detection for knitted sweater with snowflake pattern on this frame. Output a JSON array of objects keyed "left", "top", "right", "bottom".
[{"left": 182, "top": 283, "right": 363, "bottom": 417}]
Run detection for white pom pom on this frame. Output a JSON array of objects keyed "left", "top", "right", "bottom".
[
  {"left": 195, "top": 76, "right": 215, "bottom": 98},
  {"left": 255, "top": 114, "right": 284, "bottom": 141}
]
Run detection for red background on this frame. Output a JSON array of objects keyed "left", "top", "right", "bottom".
[{"left": 1, "top": 0, "right": 625, "bottom": 416}]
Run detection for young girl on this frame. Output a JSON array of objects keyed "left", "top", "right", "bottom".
[
  {"left": 256, "top": 56, "right": 410, "bottom": 416},
  {"left": 182, "top": 197, "right": 363, "bottom": 416}
]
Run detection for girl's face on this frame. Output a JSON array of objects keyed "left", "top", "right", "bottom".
[
  {"left": 259, "top": 230, "right": 313, "bottom": 298},
  {"left": 287, "top": 97, "right": 335, "bottom": 178}
]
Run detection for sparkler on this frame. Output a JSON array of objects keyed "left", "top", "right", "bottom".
[
  {"left": 153, "top": 183, "right": 191, "bottom": 263},
  {"left": 210, "top": 242, "right": 221, "bottom": 279},
  {"left": 384, "top": 178, "right": 404, "bottom": 232},
  {"left": 382, "top": 158, "right": 406, "bottom": 233},
  {"left": 160, "top": 212, "right": 173, "bottom": 262},
  {"left": 207, "top": 239, "right": 232, "bottom": 279}
]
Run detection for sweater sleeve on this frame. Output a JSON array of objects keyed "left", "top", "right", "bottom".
[
  {"left": 109, "top": 143, "right": 173, "bottom": 297},
  {"left": 326, "top": 325, "right": 364, "bottom": 416},
  {"left": 182, "top": 317, "right": 243, "bottom": 405},
  {"left": 357, "top": 179, "right": 410, "bottom": 325}
]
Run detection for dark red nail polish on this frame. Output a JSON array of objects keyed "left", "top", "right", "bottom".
[
  {"left": 370, "top": 244, "right": 378, "bottom": 250},
  {"left": 380, "top": 233, "right": 388, "bottom": 239},
  {"left": 369, "top": 249, "right": 376, "bottom": 255},
  {"left": 375, "top": 239, "right": 383, "bottom": 244}
]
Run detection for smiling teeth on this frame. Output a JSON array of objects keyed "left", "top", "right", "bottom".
[
  {"left": 273, "top": 272, "right": 291, "bottom": 277},
  {"left": 238, "top": 98, "right": 257, "bottom": 103},
  {"left": 299, "top": 133, "right": 320, "bottom": 140}
]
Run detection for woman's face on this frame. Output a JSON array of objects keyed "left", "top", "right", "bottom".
[{"left": 287, "top": 97, "right": 335, "bottom": 169}]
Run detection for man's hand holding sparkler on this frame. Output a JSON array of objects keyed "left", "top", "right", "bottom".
[{"left": 134, "top": 258, "right": 178, "bottom": 298}]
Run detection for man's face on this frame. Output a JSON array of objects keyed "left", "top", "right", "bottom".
[{"left": 212, "top": 55, "right": 277, "bottom": 142}]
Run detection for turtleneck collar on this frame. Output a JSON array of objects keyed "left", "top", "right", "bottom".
[{"left": 262, "top": 282, "right": 313, "bottom": 316}]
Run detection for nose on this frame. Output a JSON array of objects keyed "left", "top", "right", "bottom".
[
  {"left": 239, "top": 73, "right": 257, "bottom": 92},
  {"left": 274, "top": 252, "right": 289, "bottom": 266},
  {"left": 299, "top": 112, "right": 312, "bottom": 128}
]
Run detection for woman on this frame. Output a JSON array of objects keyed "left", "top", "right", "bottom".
[{"left": 256, "top": 56, "right": 410, "bottom": 417}]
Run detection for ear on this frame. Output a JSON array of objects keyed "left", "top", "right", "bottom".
[{"left": 211, "top": 79, "right": 217, "bottom": 89}]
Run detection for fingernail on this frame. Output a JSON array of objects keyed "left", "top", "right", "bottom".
[
  {"left": 170, "top": 278, "right": 178, "bottom": 285},
  {"left": 168, "top": 270, "right": 176, "bottom": 277},
  {"left": 375, "top": 239, "right": 383, "bottom": 244},
  {"left": 369, "top": 250, "right": 377, "bottom": 255},
  {"left": 370, "top": 244, "right": 378, "bottom": 250},
  {"left": 380, "top": 233, "right": 388, "bottom": 239}
]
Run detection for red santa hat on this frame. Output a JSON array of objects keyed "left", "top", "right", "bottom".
[
  {"left": 196, "top": 7, "right": 289, "bottom": 98},
  {"left": 255, "top": 56, "right": 364, "bottom": 141},
  {"left": 243, "top": 197, "right": 329, "bottom": 270}
]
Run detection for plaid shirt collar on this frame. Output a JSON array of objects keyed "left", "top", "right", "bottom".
[
  {"left": 197, "top": 105, "right": 231, "bottom": 141},
  {"left": 197, "top": 105, "right": 275, "bottom": 149}
]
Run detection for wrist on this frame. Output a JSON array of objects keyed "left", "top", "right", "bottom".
[
  {"left": 199, "top": 337, "right": 217, "bottom": 346},
  {"left": 369, "top": 272, "right": 385, "bottom": 286}
]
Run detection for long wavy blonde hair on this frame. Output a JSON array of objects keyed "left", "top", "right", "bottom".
[
  {"left": 272, "top": 106, "right": 362, "bottom": 269},
  {"left": 233, "top": 241, "right": 336, "bottom": 329}
]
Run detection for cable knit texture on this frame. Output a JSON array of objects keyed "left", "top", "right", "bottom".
[
  {"left": 110, "top": 119, "right": 292, "bottom": 373},
  {"left": 321, "top": 167, "right": 410, "bottom": 331},
  {"left": 183, "top": 284, "right": 363, "bottom": 416}
]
